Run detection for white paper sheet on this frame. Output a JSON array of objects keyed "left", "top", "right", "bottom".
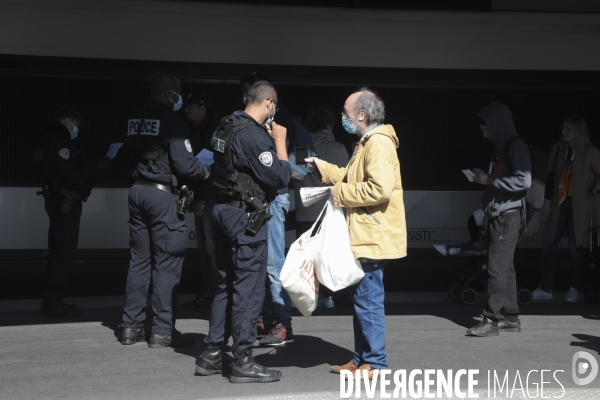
[
  {"left": 462, "top": 169, "right": 475, "bottom": 182},
  {"left": 300, "top": 187, "right": 330, "bottom": 207},
  {"left": 106, "top": 143, "right": 123, "bottom": 159},
  {"left": 195, "top": 149, "right": 214, "bottom": 166}
]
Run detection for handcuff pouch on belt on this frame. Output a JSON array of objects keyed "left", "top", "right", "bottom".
[
  {"left": 134, "top": 180, "right": 191, "bottom": 218},
  {"left": 176, "top": 185, "right": 194, "bottom": 219}
]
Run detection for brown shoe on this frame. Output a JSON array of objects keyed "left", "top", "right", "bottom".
[
  {"left": 347, "top": 364, "right": 380, "bottom": 380},
  {"left": 331, "top": 360, "right": 358, "bottom": 374},
  {"left": 259, "top": 323, "right": 294, "bottom": 346}
]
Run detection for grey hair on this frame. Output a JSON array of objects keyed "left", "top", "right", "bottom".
[{"left": 353, "top": 87, "right": 385, "bottom": 125}]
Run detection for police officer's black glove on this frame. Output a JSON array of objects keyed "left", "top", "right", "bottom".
[{"left": 96, "top": 156, "right": 111, "bottom": 170}]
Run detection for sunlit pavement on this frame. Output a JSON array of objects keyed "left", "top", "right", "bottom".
[{"left": 1, "top": 293, "right": 599, "bottom": 400}]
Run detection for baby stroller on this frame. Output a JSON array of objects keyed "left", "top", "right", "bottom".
[{"left": 444, "top": 211, "right": 537, "bottom": 306}]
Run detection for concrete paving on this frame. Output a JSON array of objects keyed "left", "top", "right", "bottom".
[{"left": 1, "top": 293, "right": 599, "bottom": 400}]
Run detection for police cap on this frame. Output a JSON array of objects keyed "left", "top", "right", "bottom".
[
  {"left": 185, "top": 92, "right": 213, "bottom": 113},
  {"left": 54, "top": 107, "right": 89, "bottom": 125}
]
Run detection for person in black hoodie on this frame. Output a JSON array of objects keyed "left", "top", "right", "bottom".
[
  {"left": 36, "top": 107, "right": 110, "bottom": 317},
  {"left": 467, "top": 102, "right": 532, "bottom": 337},
  {"left": 182, "top": 92, "right": 220, "bottom": 311}
]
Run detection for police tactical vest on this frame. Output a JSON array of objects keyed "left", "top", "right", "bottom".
[
  {"left": 127, "top": 103, "right": 175, "bottom": 185},
  {"left": 212, "top": 117, "right": 267, "bottom": 205}
]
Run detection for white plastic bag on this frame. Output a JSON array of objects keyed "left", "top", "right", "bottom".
[
  {"left": 279, "top": 207, "right": 326, "bottom": 317},
  {"left": 314, "top": 199, "right": 364, "bottom": 291}
]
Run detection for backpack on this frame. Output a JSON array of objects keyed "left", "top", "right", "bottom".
[{"left": 503, "top": 136, "right": 548, "bottom": 230}]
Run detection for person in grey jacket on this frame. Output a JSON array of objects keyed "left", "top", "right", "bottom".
[
  {"left": 294, "top": 107, "right": 349, "bottom": 308},
  {"left": 467, "top": 102, "right": 532, "bottom": 337}
]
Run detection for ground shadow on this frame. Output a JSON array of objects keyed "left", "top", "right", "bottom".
[
  {"left": 252, "top": 335, "right": 353, "bottom": 370},
  {"left": 570, "top": 334, "right": 600, "bottom": 356},
  {"left": 2, "top": 297, "right": 600, "bottom": 333},
  {"left": 308, "top": 302, "right": 481, "bottom": 329},
  {"left": 188, "top": 335, "right": 353, "bottom": 379},
  {"left": 98, "top": 309, "right": 207, "bottom": 359}
]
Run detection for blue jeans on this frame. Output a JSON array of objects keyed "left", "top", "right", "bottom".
[
  {"left": 540, "top": 197, "right": 584, "bottom": 292},
  {"left": 262, "top": 193, "right": 292, "bottom": 328},
  {"left": 353, "top": 260, "right": 388, "bottom": 370}
]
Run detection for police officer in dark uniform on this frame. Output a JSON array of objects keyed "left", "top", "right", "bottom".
[
  {"left": 35, "top": 107, "right": 111, "bottom": 317},
  {"left": 182, "top": 92, "right": 221, "bottom": 311},
  {"left": 120, "top": 72, "right": 211, "bottom": 348},
  {"left": 195, "top": 81, "right": 291, "bottom": 383}
]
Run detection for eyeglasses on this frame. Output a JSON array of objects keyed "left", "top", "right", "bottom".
[{"left": 267, "top": 99, "right": 279, "bottom": 112}]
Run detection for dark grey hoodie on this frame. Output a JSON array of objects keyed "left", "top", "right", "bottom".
[
  {"left": 293, "top": 129, "right": 349, "bottom": 221},
  {"left": 478, "top": 102, "right": 532, "bottom": 219}
]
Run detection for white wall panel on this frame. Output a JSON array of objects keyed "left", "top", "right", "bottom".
[{"left": 0, "top": 187, "right": 552, "bottom": 250}]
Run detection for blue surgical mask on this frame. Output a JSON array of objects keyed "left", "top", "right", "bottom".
[
  {"left": 243, "top": 96, "right": 248, "bottom": 105},
  {"left": 342, "top": 117, "right": 356, "bottom": 134},
  {"left": 265, "top": 102, "right": 275, "bottom": 126},
  {"left": 169, "top": 90, "right": 183, "bottom": 112},
  {"left": 67, "top": 120, "right": 79, "bottom": 140}
]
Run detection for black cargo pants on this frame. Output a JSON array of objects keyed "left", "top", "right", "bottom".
[
  {"left": 44, "top": 196, "right": 83, "bottom": 302},
  {"left": 121, "top": 184, "right": 189, "bottom": 336},
  {"left": 205, "top": 204, "right": 267, "bottom": 359},
  {"left": 483, "top": 209, "right": 521, "bottom": 321}
]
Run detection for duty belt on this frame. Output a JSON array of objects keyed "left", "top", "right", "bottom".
[
  {"left": 223, "top": 199, "right": 247, "bottom": 210},
  {"left": 134, "top": 179, "right": 178, "bottom": 196}
]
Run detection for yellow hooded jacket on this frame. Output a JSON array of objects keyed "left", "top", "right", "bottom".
[{"left": 319, "top": 124, "right": 407, "bottom": 260}]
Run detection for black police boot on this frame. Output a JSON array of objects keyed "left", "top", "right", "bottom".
[
  {"left": 121, "top": 327, "right": 146, "bottom": 345},
  {"left": 148, "top": 329, "right": 194, "bottom": 348},
  {"left": 229, "top": 355, "right": 281, "bottom": 383},
  {"left": 466, "top": 317, "right": 499, "bottom": 337},
  {"left": 498, "top": 315, "right": 521, "bottom": 332},
  {"left": 40, "top": 299, "right": 82, "bottom": 318},
  {"left": 195, "top": 349, "right": 222, "bottom": 376}
]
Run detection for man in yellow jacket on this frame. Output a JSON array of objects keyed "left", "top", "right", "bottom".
[{"left": 306, "top": 88, "right": 407, "bottom": 379}]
